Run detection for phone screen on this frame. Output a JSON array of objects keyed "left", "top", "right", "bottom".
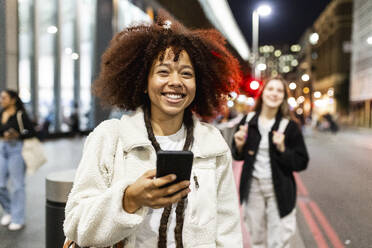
[{"left": 156, "top": 150, "right": 194, "bottom": 189}]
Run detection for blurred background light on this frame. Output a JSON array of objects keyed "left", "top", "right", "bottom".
[
  {"left": 314, "top": 91, "right": 322, "bottom": 98},
  {"left": 230, "top": 91, "right": 238, "bottom": 100},
  {"left": 296, "top": 108, "right": 303, "bottom": 115},
  {"left": 301, "top": 73, "right": 310, "bottom": 81},
  {"left": 327, "top": 88, "right": 334, "bottom": 97},
  {"left": 250, "top": 80, "right": 260, "bottom": 90},
  {"left": 237, "top": 94, "right": 247, "bottom": 103},
  {"left": 246, "top": 97, "right": 255, "bottom": 106},
  {"left": 288, "top": 97, "right": 298, "bottom": 108},
  {"left": 257, "top": 63, "right": 267, "bottom": 71},
  {"left": 367, "top": 36, "right": 372, "bottom": 45},
  {"left": 297, "top": 96, "right": 305, "bottom": 104},
  {"left": 71, "top": 53, "right": 79, "bottom": 60},
  {"left": 47, "top": 25, "right": 58, "bottom": 34},
  {"left": 309, "top": 32, "right": 319, "bottom": 45},
  {"left": 289, "top": 82, "right": 297, "bottom": 90}
]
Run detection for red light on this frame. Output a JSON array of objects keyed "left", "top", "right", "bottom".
[{"left": 250, "top": 80, "right": 260, "bottom": 90}]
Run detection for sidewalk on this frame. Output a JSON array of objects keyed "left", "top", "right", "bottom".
[{"left": 0, "top": 137, "right": 84, "bottom": 248}]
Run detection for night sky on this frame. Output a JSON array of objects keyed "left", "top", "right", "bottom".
[{"left": 227, "top": 0, "right": 332, "bottom": 46}]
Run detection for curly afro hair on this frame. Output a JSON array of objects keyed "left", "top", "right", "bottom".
[{"left": 93, "top": 10, "right": 241, "bottom": 118}]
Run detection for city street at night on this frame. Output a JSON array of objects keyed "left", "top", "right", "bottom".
[
  {"left": 1, "top": 0, "right": 372, "bottom": 247},
  {"left": 296, "top": 128, "right": 372, "bottom": 248}
]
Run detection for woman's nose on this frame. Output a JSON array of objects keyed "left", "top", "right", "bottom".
[{"left": 168, "top": 73, "right": 182, "bottom": 87}]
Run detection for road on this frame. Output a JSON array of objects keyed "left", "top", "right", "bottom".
[{"left": 296, "top": 128, "right": 372, "bottom": 248}]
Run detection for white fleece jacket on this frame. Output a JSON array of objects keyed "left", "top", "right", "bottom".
[{"left": 63, "top": 108, "right": 243, "bottom": 248}]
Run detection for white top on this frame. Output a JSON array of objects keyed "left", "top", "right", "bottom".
[
  {"left": 135, "top": 125, "right": 186, "bottom": 248},
  {"left": 252, "top": 117, "right": 275, "bottom": 179}
]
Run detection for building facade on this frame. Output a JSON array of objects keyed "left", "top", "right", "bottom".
[
  {"left": 350, "top": 0, "right": 372, "bottom": 128},
  {"left": 311, "top": 0, "right": 352, "bottom": 118},
  {"left": 0, "top": 0, "right": 155, "bottom": 134}
]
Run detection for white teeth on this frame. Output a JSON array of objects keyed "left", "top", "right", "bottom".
[{"left": 165, "top": 93, "right": 182, "bottom": 99}]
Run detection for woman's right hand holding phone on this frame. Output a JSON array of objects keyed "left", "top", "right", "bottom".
[
  {"left": 233, "top": 124, "right": 248, "bottom": 154},
  {"left": 123, "top": 169, "right": 190, "bottom": 213}
]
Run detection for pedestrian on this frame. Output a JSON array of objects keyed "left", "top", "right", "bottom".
[
  {"left": 0, "top": 89, "right": 36, "bottom": 231},
  {"left": 63, "top": 11, "right": 243, "bottom": 248},
  {"left": 232, "top": 76, "right": 309, "bottom": 248},
  {"left": 68, "top": 102, "right": 80, "bottom": 136}
]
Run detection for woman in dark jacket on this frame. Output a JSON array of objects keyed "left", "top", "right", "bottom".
[
  {"left": 232, "top": 77, "right": 309, "bottom": 248},
  {"left": 0, "top": 89, "right": 36, "bottom": 231}
]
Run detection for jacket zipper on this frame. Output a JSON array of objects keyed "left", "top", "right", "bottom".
[{"left": 193, "top": 172, "right": 199, "bottom": 190}]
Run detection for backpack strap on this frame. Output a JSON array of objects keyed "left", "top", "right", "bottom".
[
  {"left": 278, "top": 118, "right": 289, "bottom": 133},
  {"left": 244, "top": 112, "right": 256, "bottom": 125}
]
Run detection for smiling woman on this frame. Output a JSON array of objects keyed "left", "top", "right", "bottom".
[
  {"left": 147, "top": 48, "right": 196, "bottom": 131},
  {"left": 63, "top": 10, "right": 243, "bottom": 248}
]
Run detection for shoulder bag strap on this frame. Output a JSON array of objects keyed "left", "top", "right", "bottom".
[{"left": 16, "top": 111, "right": 25, "bottom": 133}]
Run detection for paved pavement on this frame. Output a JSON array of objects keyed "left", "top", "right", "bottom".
[{"left": 0, "top": 137, "right": 84, "bottom": 248}]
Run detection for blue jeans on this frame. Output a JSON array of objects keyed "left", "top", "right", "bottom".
[{"left": 0, "top": 140, "right": 26, "bottom": 225}]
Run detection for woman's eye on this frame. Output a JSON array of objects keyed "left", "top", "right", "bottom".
[
  {"left": 158, "top": 70, "right": 169, "bottom": 75},
  {"left": 182, "top": 71, "right": 193, "bottom": 77}
]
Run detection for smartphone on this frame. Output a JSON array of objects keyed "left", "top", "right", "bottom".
[{"left": 156, "top": 150, "right": 194, "bottom": 189}]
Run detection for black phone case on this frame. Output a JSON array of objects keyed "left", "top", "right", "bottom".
[{"left": 156, "top": 150, "right": 194, "bottom": 188}]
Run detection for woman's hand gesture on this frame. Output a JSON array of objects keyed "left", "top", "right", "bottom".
[
  {"left": 233, "top": 124, "right": 248, "bottom": 153},
  {"left": 272, "top": 131, "right": 285, "bottom": 152},
  {"left": 123, "top": 169, "right": 190, "bottom": 213}
]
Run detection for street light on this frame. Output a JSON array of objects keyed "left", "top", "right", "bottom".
[
  {"left": 257, "top": 5, "right": 272, "bottom": 16},
  {"left": 252, "top": 4, "right": 272, "bottom": 79}
]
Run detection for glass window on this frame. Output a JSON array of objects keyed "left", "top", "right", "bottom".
[
  {"left": 38, "top": 0, "right": 57, "bottom": 131},
  {"left": 60, "top": 0, "right": 75, "bottom": 132},
  {"left": 118, "top": 0, "right": 152, "bottom": 31},
  {"left": 79, "top": 0, "right": 96, "bottom": 130},
  {"left": 18, "top": 0, "right": 33, "bottom": 114}
]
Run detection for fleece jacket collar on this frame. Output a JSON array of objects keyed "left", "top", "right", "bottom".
[{"left": 119, "top": 107, "right": 228, "bottom": 158}]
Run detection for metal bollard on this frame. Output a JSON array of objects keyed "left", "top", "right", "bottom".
[{"left": 45, "top": 169, "right": 76, "bottom": 248}]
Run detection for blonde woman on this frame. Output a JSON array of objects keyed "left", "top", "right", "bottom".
[{"left": 232, "top": 77, "right": 309, "bottom": 248}]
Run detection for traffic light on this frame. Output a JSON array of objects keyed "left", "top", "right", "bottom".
[{"left": 240, "top": 77, "right": 263, "bottom": 97}]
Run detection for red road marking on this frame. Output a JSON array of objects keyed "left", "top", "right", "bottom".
[
  {"left": 294, "top": 172, "right": 309, "bottom": 196},
  {"left": 234, "top": 162, "right": 343, "bottom": 248},
  {"left": 298, "top": 201, "right": 329, "bottom": 248},
  {"left": 309, "top": 201, "right": 345, "bottom": 248}
]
